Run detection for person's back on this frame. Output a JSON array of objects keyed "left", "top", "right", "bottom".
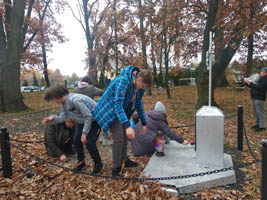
[
  {"left": 249, "top": 75, "right": 267, "bottom": 101},
  {"left": 74, "top": 82, "right": 104, "bottom": 99}
]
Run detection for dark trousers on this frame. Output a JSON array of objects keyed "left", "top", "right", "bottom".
[
  {"left": 62, "top": 137, "right": 73, "bottom": 154},
  {"left": 110, "top": 119, "right": 128, "bottom": 168},
  {"left": 74, "top": 121, "right": 101, "bottom": 164}
]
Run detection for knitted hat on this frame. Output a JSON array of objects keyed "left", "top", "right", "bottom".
[
  {"left": 154, "top": 101, "right": 166, "bottom": 113},
  {"left": 261, "top": 67, "right": 267, "bottom": 72}
]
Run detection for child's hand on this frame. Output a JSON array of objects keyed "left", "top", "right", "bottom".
[
  {"left": 42, "top": 115, "right": 54, "bottom": 124},
  {"left": 126, "top": 127, "right": 135, "bottom": 139},
  {"left": 140, "top": 126, "right": 147, "bottom": 134},
  {"left": 81, "top": 133, "right": 87, "bottom": 144},
  {"left": 60, "top": 154, "right": 68, "bottom": 162},
  {"left": 183, "top": 140, "right": 189, "bottom": 145}
]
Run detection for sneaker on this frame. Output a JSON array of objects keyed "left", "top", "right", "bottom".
[
  {"left": 251, "top": 125, "right": 259, "bottom": 129},
  {"left": 91, "top": 162, "right": 103, "bottom": 175},
  {"left": 255, "top": 127, "right": 265, "bottom": 132},
  {"left": 112, "top": 166, "right": 122, "bottom": 177},
  {"left": 73, "top": 161, "right": 86, "bottom": 174},
  {"left": 125, "top": 158, "right": 138, "bottom": 168}
]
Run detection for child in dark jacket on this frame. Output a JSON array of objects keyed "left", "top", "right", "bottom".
[
  {"left": 44, "top": 116, "right": 75, "bottom": 162},
  {"left": 131, "top": 101, "right": 189, "bottom": 156}
]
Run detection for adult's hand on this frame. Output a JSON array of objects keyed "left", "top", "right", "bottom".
[
  {"left": 42, "top": 115, "right": 54, "bottom": 124},
  {"left": 140, "top": 126, "right": 147, "bottom": 134},
  {"left": 81, "top": 133, "right": 87, "bottom": 144},
  {"left": 126, "top": 127, "right": 135, "bottom": 139}
]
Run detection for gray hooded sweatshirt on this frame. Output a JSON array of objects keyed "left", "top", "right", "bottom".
[{"left": 53, "top": 93, "right": 96, "bottom": 135}]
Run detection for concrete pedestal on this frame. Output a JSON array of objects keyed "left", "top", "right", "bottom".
[
  {"left": 142, "top": 141, "right": 236, "bottom": 195},
  {"left": 196, "top": 106, "right": 224, "bottom": 168}
]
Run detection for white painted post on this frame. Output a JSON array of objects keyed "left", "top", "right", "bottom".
[{"left": 196, "top": 106, "right": 224, "bottom": 168}]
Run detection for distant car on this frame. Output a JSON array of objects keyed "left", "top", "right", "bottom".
[
  {"left": 21, "top": 87, "right": 31, "bottom": 93},
  {"left": 40, "top": 86, "right": 45, "bottom": 91},
  {"left": 67, "top": 85, "right": 74, "bottom": 89},
  {"left": 28, "top": 86, "right": 40, "bottom": 92}
]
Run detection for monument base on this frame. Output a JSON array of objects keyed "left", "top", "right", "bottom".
[{"left": 142, "top": 141, "right": 236, "bottom": 195}]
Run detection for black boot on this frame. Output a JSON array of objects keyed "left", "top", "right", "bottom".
[
  {"left": 91, "top": 162, "right": 103, "bottom": 175},
  {"left": 112, "top": 166, "right": 122, "bottom": 177},
  {"left": 73, "top": 161, "right": 86, "bottom": 174},
  {"left": 125, "top": 158, "right": 138, "bottom": 168}
]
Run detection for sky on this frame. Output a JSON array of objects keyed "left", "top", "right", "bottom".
[{"left": 47, "top": 6, "right": 88, "bottom": 77}]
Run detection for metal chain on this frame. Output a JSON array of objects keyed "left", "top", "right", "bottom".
[
  {"left": 9, "top": 137, "right": 44, "bottom": 144},
  {"left": 7, "top": 140, "right": 256, "bottom": 182},
  {"left": 243, "top": 119, "right": 261, "bottom": 162}
]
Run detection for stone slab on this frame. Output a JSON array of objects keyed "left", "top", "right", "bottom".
[{"left": 142, "top": 141, "right": 236, "bottom": 194}]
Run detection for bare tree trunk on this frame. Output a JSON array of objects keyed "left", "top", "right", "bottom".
[
  {"left": 159, "top": 34, "right": 163, "bottom": 87},
  {"left": 138, "top": 0, "right": 148, "bottom": 69},
  {"left": 162, "top": 17, "right": 171, "bottom": 98},
  {"left": 0, "top": 14, "right": 6, "bottom": 112},
  {"left": 246, "top": 34, "right": 253, "bottom": 75},
  {"left": 148, "top": 0, "right": 158, "bottom": 87},
  {"left": 113, "top": 0, "right": 119, "bottom": 75},
  {"left": 246, "top": 2, "right": 255, "bottom": 75},
  {"left": 1, "top": 0, "right": 28, "bottom": 112},
  {"left": 41, "top": 39, "right": 50, "bottom": 87}
]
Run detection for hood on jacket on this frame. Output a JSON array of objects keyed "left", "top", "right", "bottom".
[
  {"left": 154, "top": 101, "right": 166, "bottom": 113},
  {"left": 78, "top": 81, "right": 89, "bottom": 89},
  {"left": 147, "top": 110, "right": 167, "bottom": 122},
  {"left": 120, "top": 65, "right": 140, "bottom": 80}
]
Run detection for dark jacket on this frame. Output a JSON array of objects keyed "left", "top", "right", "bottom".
[
  {"left": 74, "top": 85, "right": 104, "bottom": 99},
  {"left": 44, "top": 122, "right": 74, "bottom": 157},
  {"left": 247, "top": 76, "right": 267, "bottom": 101},
  {"left": 131, "top": 110, "right": 184, "bottom": 156}
]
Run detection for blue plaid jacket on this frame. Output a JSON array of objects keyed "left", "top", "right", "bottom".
[{"left": 93, "top": 66, "right": 147, "bottom": 131}]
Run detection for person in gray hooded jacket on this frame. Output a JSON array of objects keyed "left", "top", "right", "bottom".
[
  {"left": 73, "top": 77, "right": 104, "bottom": 99},
  {"left": 131, "top": 101, "right": 189, "bottom": 156},
  {"left": 42, "top": 85, "right": 102, "bottom": 175}
]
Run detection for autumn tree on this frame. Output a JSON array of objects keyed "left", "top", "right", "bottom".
[
  {"left": 180, "top": 0, "right": 266, "bottom": 108},
  {"left": 22, "top": 80, "right": 29, "bottom": 86},
  {"left": 32, "top": 72, "right": 39, "bottom": 86},
  {"left": 68, "top": 0, "right": 111, "bottom": 84},
  {"left": 0, "top": 0, "right": 66, "bottom": 112},
  {"left": 0, "top": 0, "right": 30, "bottom": 112}
]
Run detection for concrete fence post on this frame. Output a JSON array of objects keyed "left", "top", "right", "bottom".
[{"left": 0, "top": 127, "right": 12, "bottom": 178}]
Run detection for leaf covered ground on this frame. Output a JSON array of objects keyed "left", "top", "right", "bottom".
[{"left": 0, "top": 86, "right": 266, "bottom": 199}]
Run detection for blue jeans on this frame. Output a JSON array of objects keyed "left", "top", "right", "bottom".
[{"left": 74, "top": 121, "right": 101, "bottom": 164}]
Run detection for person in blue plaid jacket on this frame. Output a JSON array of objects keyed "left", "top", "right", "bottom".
[{"left": 93, "top": 65, "right": 153, "bottom": 177}]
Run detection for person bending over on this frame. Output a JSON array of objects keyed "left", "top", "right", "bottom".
[{"left": 42, "top": 85, "right": 102, "bottom": 175}]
